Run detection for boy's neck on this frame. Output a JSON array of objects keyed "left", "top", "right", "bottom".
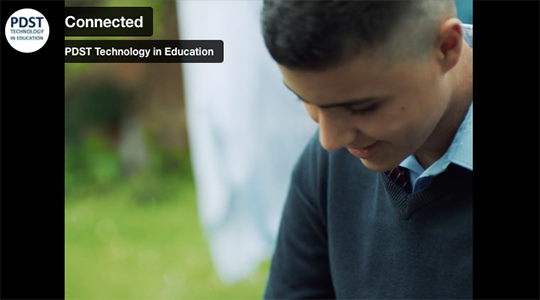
[{"left": 414, "top": 43, "right": 473, "bottom": 170}]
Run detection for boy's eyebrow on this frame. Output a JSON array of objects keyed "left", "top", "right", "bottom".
[{"left": 283, "top": 81, "right": 377, "bottom": 109}]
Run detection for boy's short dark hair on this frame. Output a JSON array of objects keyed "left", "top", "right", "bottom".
[{"left": 261, "top": 0, "right": 457, "bottom": 71}]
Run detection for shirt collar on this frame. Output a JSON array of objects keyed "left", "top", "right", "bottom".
[
  {"left": 400, "top": 101, "right": 473, "bottom": 178},
  {"left": 450, "top": 102, "right": 473, "bottom": 171}
]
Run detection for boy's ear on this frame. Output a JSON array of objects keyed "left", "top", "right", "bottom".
[{"left": 434, "top": 18, "right": 463, "bottom": 73}]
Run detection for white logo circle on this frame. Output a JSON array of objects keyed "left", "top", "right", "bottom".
[{"left": 5, "top": 8, "right": 49, "bottom": 53}]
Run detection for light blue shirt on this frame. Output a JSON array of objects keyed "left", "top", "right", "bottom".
[
  {"left": 400, "top": 103, "right": 472, "bottom": 192},
  {"left": 400, "top": 24, "right": 473, "bottom": 192}
]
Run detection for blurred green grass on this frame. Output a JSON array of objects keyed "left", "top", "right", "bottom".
[{"left": 65, "top": 155, "right": 270, "bottom": 299}]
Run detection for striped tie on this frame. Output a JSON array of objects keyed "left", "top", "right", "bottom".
[{"left": 387, "top": 166, "right": 411, "bottom": 193}]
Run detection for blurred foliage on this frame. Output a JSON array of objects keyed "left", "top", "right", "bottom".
[
  {"left": 65, "top": 62, "right": 94, "bottom": 80},
  {"left": 65, "top": 170, "right": 270, "bottom": 299},
  {"left": 65, "top": 132, "right": 192, "bottom": 197},
  {"left": 65, "top": 80, "right": 127, "bottom": 141},
  {"left": 65, "top": 134, "right": 122, "bottom": 192}
]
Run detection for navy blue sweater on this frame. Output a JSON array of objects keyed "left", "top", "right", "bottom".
[{"left": 264, "top": 133, "right": 472, "bottom": 299}]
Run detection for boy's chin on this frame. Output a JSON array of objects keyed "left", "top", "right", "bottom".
[{"left": 359, "top": 158, "right": 398, "bottom": 173}]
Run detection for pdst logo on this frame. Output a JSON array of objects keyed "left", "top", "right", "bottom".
[
  {"left": 5, "top": 8, "right": 49, "bottom": 53},
  {"left": 11, "top": 16, "right": 45, "bottom": 28}
]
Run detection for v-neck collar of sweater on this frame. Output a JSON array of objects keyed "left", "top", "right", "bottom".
[{"left": 379, "top": 164, "right": 470, "bottom": 220}]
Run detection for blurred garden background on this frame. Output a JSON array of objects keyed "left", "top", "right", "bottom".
[
  {"left": 64, "top": 1, "right": 269, "bottom": 299},
  {"left": 65, "top": 0, "right": 471, "bottom": 298}
]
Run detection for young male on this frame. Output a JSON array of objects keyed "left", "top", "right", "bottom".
[{"left": 261, "top": 0, "right": 473, "bottom": 298}]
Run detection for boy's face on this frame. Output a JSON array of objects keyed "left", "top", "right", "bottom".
[{"left": 280, "top": 53, "right": 451, "bottom": 173}]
